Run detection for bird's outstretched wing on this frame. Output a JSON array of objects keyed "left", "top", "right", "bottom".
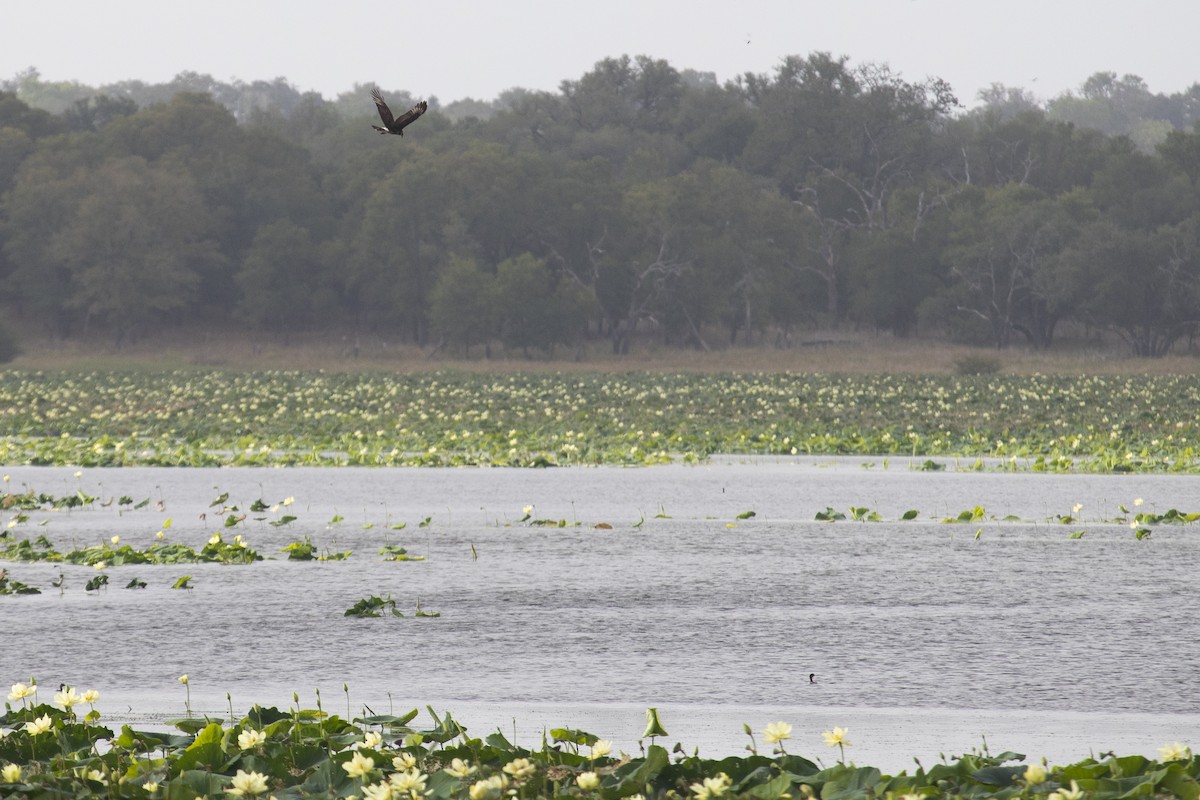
[
  {"left": 371, "top": 87, "right": 395, "bottom": 128},
  {"left": 391, "top": 100, "right": 428, "bottom": 132}
]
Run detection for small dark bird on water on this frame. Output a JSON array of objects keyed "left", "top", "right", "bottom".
[
  {"left": 809, "top": 673, "right": 816, "bottom": 683},
  {"left": 371, "top": 87, "right": 428, "bottom": 136}
]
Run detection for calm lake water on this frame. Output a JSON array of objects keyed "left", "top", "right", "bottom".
[{"left": 2, "top": 459, "right": 1198, "bottom": 771}]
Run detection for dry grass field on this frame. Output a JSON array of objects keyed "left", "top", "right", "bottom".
[{"left": 9, "top": 326, "right": 1200, "bottom": 376}]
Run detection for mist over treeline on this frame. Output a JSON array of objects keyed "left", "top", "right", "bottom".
[{"left": 2, "top": 55, "right": 1200, "bottom": 358}]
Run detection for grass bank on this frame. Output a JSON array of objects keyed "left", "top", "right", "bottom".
[{"left": 10, "top": 328, "right": 1200, "bottom": 376}]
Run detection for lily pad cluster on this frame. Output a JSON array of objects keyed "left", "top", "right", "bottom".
[
  {"left": 1, "top": 370, "right": 1200, "bottom": 470},
  {"left": 1, "top": 689, "right": 1197, "bottom": 799}
]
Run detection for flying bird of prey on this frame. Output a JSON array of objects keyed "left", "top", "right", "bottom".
[{"left": 371, "top": 87, "right": 428, "bottom": 136}]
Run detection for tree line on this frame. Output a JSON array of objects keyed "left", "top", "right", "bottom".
[{"left": 2, "top": 55, "right": 1200, "bottom": 357}]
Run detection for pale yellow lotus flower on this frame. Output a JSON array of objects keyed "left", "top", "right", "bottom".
[
  {"left": 156, "top": 530, "right": 165, "bottom": 540},
  {"left": 576, "top": 771, "right": 600, "bottom": 791},
  {"left": 226, "top": 769, "right": 269, "bottom": 796},
  {"left": 7, "top": 683, "right": 35, "bottom": 703},
  {"left": 93, "top": 561, "right": 106, "bottom": 571},
  {"left": 1, "top": 764, "right": 21, "bottom": 783},
  {"left": 237, "top": 728, "right": 267, "bottom": 750},
  {"left": 24, "top": 714, "right": 52, "bottom": 735},
  {"left": 1158, "top": 741, "right": 1192, "bottom": 761},
  {"left": 282, "top": 497, "right": 295, "bottom": 506},
  {"left": 503, "top": 758, "right": 536, "bottom": 781},
  {"left": 389, "top": 768, "right": 428, "bottom": 798},
  {"left": 1023, "top": 763, "right": 1047, "bottom": 784},
  {"left": 443, "top": 758, "right": 476, "bottom": 778},
  {"left": 690, "top": 772, "right": 731, "bottom": 799},
  {"left": 110, "top": 536, "right": 120, "bottom": 545},
  {"left": 208, "top": 534, "right": 222, "bottom": 545},
  {"left": 86, "top": 769, "right": 108, "bottom": 785},
  {"left": 822, "top": 727, "right": 850, "bottom": 747},
  {"left": 1134, "top": 498, "right": 1145, "bottom": 506},
  {"left": 54, "top": 686, "right": 82, "bottom": 709},
  {"left": 361, "top": 781, "right": 395, "bottom": 800},
  {"left": 1050, "top": 780, "right": 1085, "bottom": 800},
  {"left": 143, "top": 781, "right": 159, "bottom": 794},
  {"left": 342, "top": 751, "right": 375, "bottom": 779},
  {"left": 468, "top": 774, "right": 508, "bottom": 800},
  {"left": 362, "top": 730, "right": 383, "bottom": 749},
  {"left": 392, "top": 752, "right": 418, "bottom": 771},
  {"left": 81, "top": 689, "right": 100, "bottom": 705},
  {"left": 763, "top": 721, "right": 793, "bottom": 744},
  {"left": 178, "top": 674, "right": 189, "bottom": 685},
  {"left": 589, "top": 739, "right": 613, "bottom": 759}
]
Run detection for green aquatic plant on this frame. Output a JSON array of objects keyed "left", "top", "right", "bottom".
[
  {"left": 2, "top": 369, "right": 1200, "bottom": 471},
  {"left": 0, "top": 572, "right": 39, "bottom": 594},
  {"left": 0, "top": 687, "right": 1198, "bottom": 800},
  {"left": 281, "top": 537, "right": 317, "bottom": 560},
  {"left": 344, "top": 594, "right": 403, "bottom": 617},
  {"left": 944, "top": 506, "right": 987, "bottom": 523},
  {"left": 414, "top": 597, "right": 440, "bottom": 618},
  {"left": 379, "top": 545, "right": 424, "bottom": 562}
]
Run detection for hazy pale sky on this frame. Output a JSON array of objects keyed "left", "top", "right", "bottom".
[{"left": 5, "top": 0, "right": 1199, "bottom": 106}]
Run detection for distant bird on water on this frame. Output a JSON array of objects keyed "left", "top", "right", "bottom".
[
  {"left": 371, "top": 87, "right": 428, "bottom": 136},
  {"left": 809, "top": 673, "right": 816, "bottom": 683}
]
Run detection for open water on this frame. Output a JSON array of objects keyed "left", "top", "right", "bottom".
[{"left": 2, "top": 459, "right": 1198, "bottom": 771}]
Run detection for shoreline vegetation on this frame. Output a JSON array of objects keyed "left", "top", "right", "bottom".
[
  {"left": 1, "top": 689, "right": 1197, "bottom": 799},
  {"left": 9, "top": 330, "right": 1200, "bottom": 377},
  {"left": 1, "top": 345, "right": 1199, "bottom": 471}
]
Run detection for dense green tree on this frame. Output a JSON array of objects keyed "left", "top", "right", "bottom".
[
  {"left": 2, "top": 138, "right": 93, "bottom": 334},
  {"left": 428, "top": 256, "right": 498, "bottom": 354},
  {"left": 495, "top": 252, "right": 591, "bottom": 355},
  {"left": 952, "top": 109, "right": 1112, "bottom": 193},
  {"left": 347, "top": 150, "right": 451, "bottom": 341},
  {"left": 560, "top": 55, "right": 684, "bottom": 134},
  {"left": 741, "top": 53, "right": 958, "bottom": 324},
  {"left": 0, "top": 90, "right": 66, "bottom": 138},
  {"left": 1065, "top": 217, "right": 1200, "bottom": 356},
  {"left": 1158, "top": 125, "right": 1200, "bottom": 188},
  {"left": 61, "top": 94, "right": 138, "bottom": 132},
  {"left": 944, "top": 184, "right": 1087, "bottom": 348},
  {"left": 1088, "top": 143, "right": 1196, "bottom": 230},
  {"left": 235, "top": 220, "right": 336, "bottom": 337},
  {"left": 46, "top": 157, "right": 221, "bottom": 343},
  {"left": 5, "top": 52, "right": 1200, "bottom": 357},
  {"left": 1047, "top": 72, "right": 1178, "bottom": 151},
  {"left": 658, "top": 161, "right": 799, "bottom": 345},
  {"left": 845, "top": 186, "right": 953, "bottom": 337}
]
